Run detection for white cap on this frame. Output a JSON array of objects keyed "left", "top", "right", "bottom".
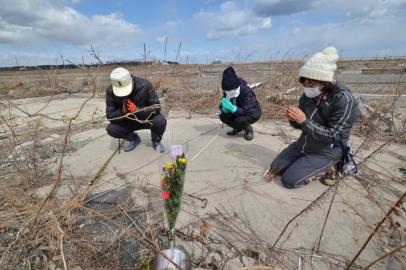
[
  {"left": 110, "top": 67, "right": 133, "bottom": 97},
  {"left": 299, "top": 47, "right": 339, "bottom": 82}
]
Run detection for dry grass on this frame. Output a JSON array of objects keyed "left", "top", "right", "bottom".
[
  {"left": 0, "top": 183, "right": 161, "bottom": 269},
  {"left": 0, "top": 62, "right": 161, "bottom": 270},
  {"left": 153, "top": 75, "right": 223, "bottom": 114},
  {"left": 0, "top": 58, "right": 405, "bottom": 269},
  {"left": 255, "top": 60, "right": 302, "bottom": 120}
]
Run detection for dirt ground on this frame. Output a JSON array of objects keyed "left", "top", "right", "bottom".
[
  {"left": 0, "top": 59, "right": 405, "bottom": 269},
  {"left": 1, "top": 91, "right": 405, "bottom": 269}
]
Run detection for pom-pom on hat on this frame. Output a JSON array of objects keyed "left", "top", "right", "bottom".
[{"left": 299, "top": 47, "right": 339, "bottom": 82}]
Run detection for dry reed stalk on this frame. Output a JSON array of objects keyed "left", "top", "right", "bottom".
[
  {"left": 316, "top": 183, "right": 339, "bottom": 253},
  {"left": 1, "top": 58, "right": 405, "bottom": 269},
  {"left": 272, "top": 186, "right": 335, "bottom": 249},
  {"left": 363, "top": 244, "right": 406, "bottom": 270},
  {"left": 346, "top": 191, "right": 406, "bottom": 269}
]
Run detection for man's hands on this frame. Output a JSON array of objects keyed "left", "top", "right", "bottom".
[
  {"left": 284, "top": 106, "right": 306, "bottom": 124},
  {"left": 123, "top": 99, "right": 137, "bottom": 113},
  {"left": 221, "top": 98, "right": 237, "bottom": 114}
]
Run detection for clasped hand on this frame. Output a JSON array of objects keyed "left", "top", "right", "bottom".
[
  {"left": 221, "top": 98, "right": 237, "bottom": 113},
  {"left": 123, "top": 99, "right": 138, "bottom": 113},
  {"left": 283, "top": 106, "right": 306, "bottom": 124}
]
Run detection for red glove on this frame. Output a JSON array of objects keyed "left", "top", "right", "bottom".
[{"left": 126, "top": 99, "right": 137, "bottom": 113}]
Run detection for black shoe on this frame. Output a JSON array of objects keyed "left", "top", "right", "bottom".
[
  {"left": 227, "top": 128, "right": 242, "bottom": 136},
  {"left": 152, "top": 141, "right": 166, "bottom": 153},
  {"left": 124, "top": 133, "right": 141, "bottom": 152},
  {"left": 243, "top": 125, "right": 254, "bottom": 141}
]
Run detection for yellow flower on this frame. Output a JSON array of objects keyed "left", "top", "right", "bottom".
[
  {"left": 165, "top": 162, "right": 174, "bottom": 169},
  {"left": 178, "top": 158, "right": 187, "bottom": 165}
]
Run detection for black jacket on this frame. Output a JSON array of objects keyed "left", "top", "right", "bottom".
[
  {"left": 290, "top": 81, "right": 360, "bottom": 160},
  {"left": 106, "top": 76, "right": 161, "bottom": 122},
  {"left": 220, "top": 79, "right": 261, "bottom": 119}
]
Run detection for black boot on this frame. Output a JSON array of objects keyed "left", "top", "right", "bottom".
[
  {"left": 227, "top": 128, "right": 242, "bottom": 136},
  {"left": 243, "top": 125, "right": 254, "bottom": 141},
  {"left": 151, "top": 132, "right": 165, "bottom": 153},
  {"left": 152, "top": 141, "right": 166, "bottom": 153},
  {"left": 124, "top": 133, "right": 141, "bottom": 152}
]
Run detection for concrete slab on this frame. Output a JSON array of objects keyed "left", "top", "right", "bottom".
[
  {"left": 58, "top": 115, "right": 405, "bottom": 265},
  {"left": 1, "top": 94, "right": 405, "bottom": 268}
]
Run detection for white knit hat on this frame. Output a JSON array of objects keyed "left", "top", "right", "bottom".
[{"left": 299, "top": 47, "right": 339, "bottom": 82}]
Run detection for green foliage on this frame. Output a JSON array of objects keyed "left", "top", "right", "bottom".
[{"left": 136, "top": 254, "right": 154, "bottom": 270}]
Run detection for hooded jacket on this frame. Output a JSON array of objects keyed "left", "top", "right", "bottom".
[
  {"left": 106, "top": 76, "right": 161, "bottom": 122},
  {"left": 220, "top": 79, "right": 261, "bottom": 119},
  {"left": 290, "top": 81, "right": 360, "bottom": 160}
]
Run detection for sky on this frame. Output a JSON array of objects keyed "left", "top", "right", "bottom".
[{"left": 0, "top": 0, "right": 406, "bottom": 67}]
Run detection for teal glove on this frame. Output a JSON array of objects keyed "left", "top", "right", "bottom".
[
  {"left": 220, "top": 98, "right": 230, "bottom": 113},
  {"left": 221, "top": 98, "right": 237, "bottom": 113},
  {"left": 221, "top": 104, "right": 229, "bottom": 113}
]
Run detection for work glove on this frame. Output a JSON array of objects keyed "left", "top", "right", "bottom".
[
  {"left": 221, "top": 103, "right": 230, "bottom": 113},
  {"left": 126, "top": 99, "right": 137, "bottom": 113},
  {"left": 221, "top": 98, "right": 237, "bottom": 113}
]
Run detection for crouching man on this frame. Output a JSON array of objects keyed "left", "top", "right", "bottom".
[
  {"left": 106, "top": 67, "right": 166, "bottom": 152},
  {"left": 219, "top": 66, "right": 262, "bottom": 140},
  {"left": 269, "top": 47, "right": 359, "bottom": 188}
]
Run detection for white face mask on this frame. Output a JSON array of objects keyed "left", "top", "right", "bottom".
[
  {"left": 304, "top": 87, "right": 321, "bottom": 98},
  {"left": 224, "top": 86, "right": 240, "bottom": 99}
]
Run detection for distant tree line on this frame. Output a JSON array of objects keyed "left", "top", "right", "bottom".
[{"left": 0, "top": 60, "right": 179, "bottom": 72}]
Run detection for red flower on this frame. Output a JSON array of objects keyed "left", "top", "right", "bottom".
[
  {"left": 161, "top": 191, "right": 170, "bottom": 200},
  {"left": 160, "top": 180, "right": 165, "bottom": 187}
]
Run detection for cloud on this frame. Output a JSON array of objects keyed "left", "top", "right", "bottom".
[
  {"left": 0, "top": 0, "right": 142, "bottom": 47},
  {"left": 254, "top": 0, "right": 406, "bottom": 18},
  {"left": 254, "top": 0, "right": 322, "bottom": 16},
  {"left": 272, "top": 15, "right": 406, "bottom": 58},
  {"left": 165, "top": 20, "right": 181, "bottom": 27},
  {"left": 194, "top": 1, "right": 271, "bottom": 40},
  {"left": 337, "top": 0, "right": 406, "bottom": 22},
  {"left": 0, "top": 51, "right": 49, "bottom": 61},
  {"left": 250, "top": 0, "right": 406, "bottom": 57},
  {"left": 156, "top": 35, "right": 167, "bottom": 43},
  {"left": 180, "top": 50, "right": 211, "bottom": 57}
]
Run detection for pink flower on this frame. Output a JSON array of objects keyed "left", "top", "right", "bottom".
[
  {"left": 160, "top": 180, "right": 165, "bottom": 187},
  {"left": 161, "top": 191, "right": 170, "bottom": 200}
]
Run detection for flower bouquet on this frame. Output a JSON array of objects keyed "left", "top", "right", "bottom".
[{"left": 160, "top": 145, "right": 187, "bottom": 242}]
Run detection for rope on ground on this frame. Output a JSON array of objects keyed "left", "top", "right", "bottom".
[
  {"left": 88, "top": 146, "right": 120, "bottom": 186},
  {"left": 190, "top": 133, "right": 219, "bottom": 161}
]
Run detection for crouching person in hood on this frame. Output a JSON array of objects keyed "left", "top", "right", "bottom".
[
  {"left": 105, "top": 67, "right": 167, "bottom": 153},
  {"left": 269, "top": 47, "right": 359, "bottom": 188},
  {"left": 219, "top": 66, "right": 262, "bottom": 141}
]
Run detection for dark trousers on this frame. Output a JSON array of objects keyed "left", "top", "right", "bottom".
[
  {"left": 219, "top": 112, "right": 260, "bottom": 130},
  {"left": 271, "top": 141, "right": 338, "bottom": 188},
  {"left": 106, "top": 113, "right": 167, "bottom": 142}
]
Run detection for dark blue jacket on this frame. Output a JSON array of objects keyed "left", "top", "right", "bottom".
[
  {"left": 106, "top": 76, "right": 161, "bottom": 122},
  {"left": 220, "top": 79, "right": 261, "bottom": 118}
]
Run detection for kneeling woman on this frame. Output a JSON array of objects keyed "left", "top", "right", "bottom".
[{"left": 270, "top": 47, "right": 359, "bottom": 188}]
